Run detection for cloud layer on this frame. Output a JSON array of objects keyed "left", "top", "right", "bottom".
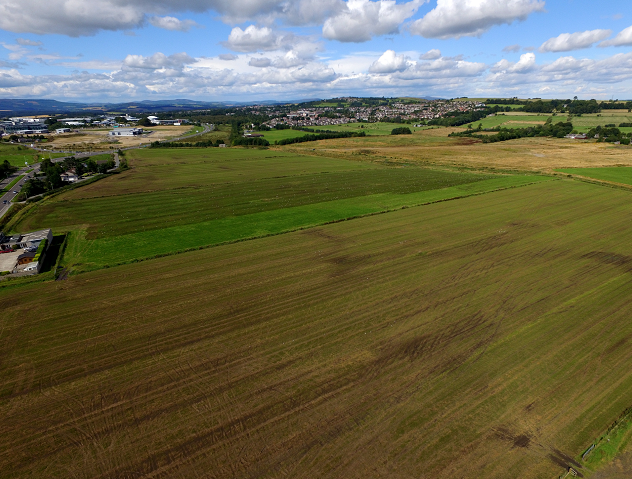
[
  {"left": 539, "top": 29, "right": 612, "bottom": 53},
  {"left": 410, "top": 0, "right": 544, "bottom": 39}
]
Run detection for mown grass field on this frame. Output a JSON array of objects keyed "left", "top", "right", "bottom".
[
  {"left": 473, "top": 113, "right": 551, "bottom": 130},
  {"left": 557, "top": 167, "right": 632, "bottom": 186},
  {"left": 9, "top": 145, "right": 543, "bottom": 271},
  {"left": 258, "top": 128, "right": 316, "bottom": 142},
  {"left": 0, "top": 143, "right": 65, "bottom": 166},
  {"left": 571, "top": 111, "right": 632, "bottom": 133},
  {"left": 3, "top": 180, "right": 632, "bottom": 478}
]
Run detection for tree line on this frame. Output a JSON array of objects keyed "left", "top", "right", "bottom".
[
  {"left": 276, "top": 131, "right": 366, "bottom": 145},
  {"left": 21, "top": 156, "right": 114, "bottom": 198}
]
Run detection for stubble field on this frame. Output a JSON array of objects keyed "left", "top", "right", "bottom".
[
  {"left": 3, "top": 180, "right": 632, "bottom": 478},
  {"left": 3, "top": 125, "right": 632, "bottom": 478}
]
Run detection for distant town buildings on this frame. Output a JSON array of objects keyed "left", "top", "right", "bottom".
[
  {"left": 261, "top": 99, "right": 486, "bottom": 129},
  {"left": 0, "top": 118, "right": 48, "bottom": 134}
]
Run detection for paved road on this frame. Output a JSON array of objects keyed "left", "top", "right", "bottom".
[
  {"left": 0, "top": 123, "right": 213, "bottom": 219},
  {"left": 0, "top": 168, "right": 36, "bottom": 218}
]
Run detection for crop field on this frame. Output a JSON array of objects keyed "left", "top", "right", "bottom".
[
  {"left": 570, "top": 112, "right": 632, "bottom": 132},
  {"left": 472, "top": 113, "right": 552, "bottom": 130},
  {"left": 286, "top": 129, "right": 632, "bottom": 172},
  {"left": 257, "top": 123, "right": 426, "bottom": 141},
  {"left": 3, "top": 180, "right": 632, "bottom": 478},
  {"left": 9, "top": 145, "right": 543, "bottom": 271}
]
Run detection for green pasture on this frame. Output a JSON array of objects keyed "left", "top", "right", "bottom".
[
  {"left": 261, "top": 122, "right": 424, "bottom": 140},
  {"left": 62, "top": 175, "right": 548, "bottom": 271},
  {"left": 486, "top": 104, "right": 523, "bottom": 109},
  {"left": 557, "top": 167, "right": 632, "bottom": 185},
  {"left": 259, "top": 129, "right": 315, "bottom": 142},
  {"left": 62, "top": 148, "right": 379, "bottom": 197},
  {"left": 0, "top": 143, "right": 64, "bottom": 167},
  {"left": 15, "top": 168, "right": 496, "bottom": 239},
  {"left": 467, "top": 113, "right": 550, "bottom": 130},
  {"left": 313, "top": 122, "right": 425, "bottom": 136},
  {"left": 570, "top": 112, "right": 632, "bottom": 132},
  {"left": 174, "top": 124, "right": 230, "bottom": 144}
]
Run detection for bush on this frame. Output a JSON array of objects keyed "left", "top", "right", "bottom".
[
  {"left": 391, "top": 127, "right": 412, "bottom": 135},
  {"left": 619, "top": 123, "right": 632, "bottom": 128},
  {"left": 232, "top": 137, "right": 270, "bottom": 147}
]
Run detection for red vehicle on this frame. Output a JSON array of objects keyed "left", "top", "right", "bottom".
[{"left": 0, "top": 248, "right": 14, "bottom": 254}]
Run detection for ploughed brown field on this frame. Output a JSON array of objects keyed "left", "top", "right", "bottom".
[{"left": 3, "top": 179, "right": 632, "bottom": 478}]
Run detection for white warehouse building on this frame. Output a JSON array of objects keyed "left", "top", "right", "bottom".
[{"left": 109, "top": 128, "right": 143, "bottom": 137}]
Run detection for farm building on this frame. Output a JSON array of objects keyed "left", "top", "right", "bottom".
[
  {"left": 109, "top": 128, "right": 143, "bottom": 137},
  {"left": 0, "top": 228, "right": 53, "bottom": 274}
]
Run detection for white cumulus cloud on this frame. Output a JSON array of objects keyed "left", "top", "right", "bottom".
[
  {"left": 410, "top": 0, "right": 544, "bottom": 39},
  {"left": 224, "top": 25, "right": 284, "bottom": 52},
  {"left": 149, "top": 16, "right": 200, "bottom": 32},
  {"left": 369, "top": 50, "right": 409, "bottom": 73},
  {"left": 249, "top": 57, "right": 272, "bottom": 67},
  {"left": 600, "top": 25, "right": 632, "bottom": 47},
  {"left": 491, "top": 52, "right": 536, "bottom": 73},
  {"left": 123, "top": 52, "right": 196, "bottom": 71},
  {"left": 323, "top": 0, "right": 425, "bottom": 43},
  {"left": 420, "top": 49, "right": 441, "bottom": 60},
  {"left": 539, "top": 29, "right": 612, "bottom": 53}
]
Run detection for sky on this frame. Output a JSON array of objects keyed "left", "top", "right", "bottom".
[{"left": 0, "top": 0, "right": 632, "bottom": 102}]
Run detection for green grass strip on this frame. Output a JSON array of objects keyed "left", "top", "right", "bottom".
[
  {"left": 1, "top": 175, "right": 24, "bottom": 194},
  {"left": 581, "top": 406, "right": 632, "bottom": 471},
  {"left": 78, "top": 175, "right": 552, "bottom": 270},
  {"left": 557, "top": 167, "right": 632, "bottom": 187}
]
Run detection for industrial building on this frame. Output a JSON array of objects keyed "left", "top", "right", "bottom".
[
  {"left": 0, "top": 118, "right": 48, "bottom": 135},
  {"left": 109, "top": 128, "right": 144, "bottom": 137}
]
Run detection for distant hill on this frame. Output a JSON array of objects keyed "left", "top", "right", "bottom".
[{"left": 0, "top": 98, "right": 292, "bottom": 116}]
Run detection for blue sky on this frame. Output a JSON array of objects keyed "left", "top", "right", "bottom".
[{"left": 0, "top": 0, "right": 631, "bottom": 102}]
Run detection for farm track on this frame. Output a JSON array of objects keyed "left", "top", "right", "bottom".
[{"left": 3, "top": 180, "right": 632, "bottom": 477}]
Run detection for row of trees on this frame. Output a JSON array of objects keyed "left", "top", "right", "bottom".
[
  {"left": 428, "top": 108, "right": 492, "bottom": 127},
  {"left": 151, "top": 139, "right": 226, "bottom": 148},
  {"left": 486, "top": 98, "right": 631, "bottom": 114},
  {"left": 276, "top": 131, "right": 366, "bottom": 146}
]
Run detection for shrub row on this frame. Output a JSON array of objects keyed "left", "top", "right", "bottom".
[{"left": 276, "top": 131, "right": 366, "bottom": 146}]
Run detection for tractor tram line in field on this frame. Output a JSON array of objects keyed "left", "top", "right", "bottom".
[{"left": 3, "top": 125, "right": 632, "bottom": 477}]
